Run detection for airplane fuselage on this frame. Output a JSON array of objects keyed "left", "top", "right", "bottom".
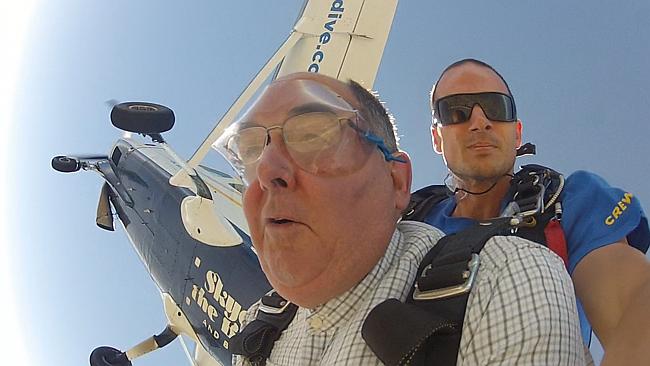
[{"left": 101, "top": 138, "right": 270, "bottom": 364}]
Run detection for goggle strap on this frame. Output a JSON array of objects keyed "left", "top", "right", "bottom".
[{"left": 363, "top": 132, "right": 406, "bottom": 163}]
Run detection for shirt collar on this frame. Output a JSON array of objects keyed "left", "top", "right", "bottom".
[{"left": 306, "top": 229, "right": 403, "bottom": 332}]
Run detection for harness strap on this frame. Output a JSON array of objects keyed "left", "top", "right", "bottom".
[
  {"left": 504, "top": 165, "right": 568, "bottom": 264},
  {"left": 230, "top": 291, "right": 298, "bottom": 366},
  {"left": 404, "top": 165, "right": 568, "bottom": 267},
  {"left": 232, "top": 167, "right": 567, "bottom": 365},
  {"left": 403, "top": 185, "right": 453, "bottom": 222},
  {"left": 362, "top": 218, "right": 514, "bottom": 366},
  {"left": 545, "top": 218, "right": 568, "bottom": 266},
  {"left": 362, "top": 298, "right": 460, "bottom": 366}
]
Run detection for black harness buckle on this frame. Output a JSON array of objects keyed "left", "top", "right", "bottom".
[
  {"left": 258, "top": 290, "right": 292, "bottom": 314},
  {"left": 502, "top": 170, "right": 546, "bottom": 219},
  {"left": 413, "top": 253, "right": 480, "bottom": 301},
  {"left": 230, "top": 290, "right": 298, "bottom": 366}
]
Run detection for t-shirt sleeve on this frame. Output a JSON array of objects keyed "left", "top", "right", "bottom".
[{"left": 560, "top": 170, "right": 650, "bottom": 274}]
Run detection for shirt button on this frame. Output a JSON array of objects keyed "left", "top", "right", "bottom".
[{"left": 309, "top": 316, "right": 323, "bottom": 330}]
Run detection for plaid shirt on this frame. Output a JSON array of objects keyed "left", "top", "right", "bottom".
[{"left": 234, "top": 221, "right": 588, "bottom": 365}]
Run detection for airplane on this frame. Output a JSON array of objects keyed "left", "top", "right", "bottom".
[{"left": 52, "top": 0, "right": 399, "bottom": 365}]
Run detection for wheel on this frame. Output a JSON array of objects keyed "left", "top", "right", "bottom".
[
  {"left": 110, "top": 102, "right": 175, "bottom": 134},
  {"left": 89, "top": 346, "right": 132, "bottom": 366},
  {"left": 51, "top": 155, "right": 80, "bottom": 172}
]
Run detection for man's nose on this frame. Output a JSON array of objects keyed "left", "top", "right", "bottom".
[
  {"left": 467, "top": 104, "right": 493, "bottom": 131},
  {"left": 254, "top": 130, "right": 296, "bottom": 190}
]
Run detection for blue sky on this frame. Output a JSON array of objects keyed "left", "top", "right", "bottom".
[{"left": 2, "top": 0, "right": 649, "bottom": 365}]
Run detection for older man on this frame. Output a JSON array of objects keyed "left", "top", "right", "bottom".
[{"left": 216, "top": 72, "right": 585, "bottom": 365}]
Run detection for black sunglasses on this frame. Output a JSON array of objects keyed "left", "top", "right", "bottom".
[{"left": 432, "top": 92, "right": 517, "bottom": 126}]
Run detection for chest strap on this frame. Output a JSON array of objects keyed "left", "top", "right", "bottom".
[
  {"left": 230, "top": 290, "right": 297, "bottom": 366},
  {"left": 402, "top": 185, "right": 453, "bottom": 223},
  {"left": 362, "top": 218, "right": 515, "bottom": 366}
]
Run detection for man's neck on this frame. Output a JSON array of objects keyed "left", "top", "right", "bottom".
[{"left": 451, "top": 178, "right": 511, "bottom": 221}]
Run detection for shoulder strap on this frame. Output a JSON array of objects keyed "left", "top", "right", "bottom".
[
  {"left": 362, "top": 218, "right": 515, "bottom": 366},
  {"left": 504, "top": 164, "right": 564, "bottom": 218},
  {"left": 230, "top": 291, "right": 298, "bottom": 366},
  {"left": 404, "top": 166, "right": 568, "bottom": 265},
  {"left": 402, "top": 185, "right": 453, "bottom": 222}
]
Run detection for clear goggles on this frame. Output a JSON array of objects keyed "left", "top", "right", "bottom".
[{"left": 215, "top": 79, "right": 405, "bottom": 185}]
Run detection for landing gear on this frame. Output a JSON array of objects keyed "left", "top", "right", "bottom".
[
  {"left": 110, "top": 102, "right": 175, "bottom": 134},
  {"left": 51, "top": 155, "right": 80, "bottom": 173},
  {"left": 88, "top": 326, "right": 178, "bottom": 366},
  {"left": 89, "top": 346, "right": 132, "bottom": 366}
]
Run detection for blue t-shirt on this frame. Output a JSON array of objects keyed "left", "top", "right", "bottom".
[{"left": 423, "top": 170, "right": 650, "bottom": 344}]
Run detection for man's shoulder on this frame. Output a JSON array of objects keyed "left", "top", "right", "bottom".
[
  {"left": 398, "top": 220, "right": 445, "bottom": 236},
  {"left": 397, "top": 221, "right": 445, "bottom": 249},
  {"left": 561, "top": 169, "right": 637, "bottom": 201},
  {"left": 480, "top": 235, "right": 567, "bottom": 274},
  {"left": 564, "top": 169, "right": 610, "bottom": 188}
]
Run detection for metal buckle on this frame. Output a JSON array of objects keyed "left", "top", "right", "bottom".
[
  {"left": 258, "top": 290, "right": 292, "bottom": 315},
  {"left": 513, "top": 173, "right": 546, "bottom": 218},
  {"left": 412, "top": 253, "right": 481, "bottom": 301}
]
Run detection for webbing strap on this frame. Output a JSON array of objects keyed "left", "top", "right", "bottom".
[
  {"left": 230, "top": 292, "right": 297, "bottom": 366},
  {"left": 506, "top": 165, "right": 568, "bottom": 265},
  {"left": 403, "top": 185, "right": 453, "bottom": 222},
  {"left": 545, "top": 219, "right": 568, "bottom": 266},
  {"left": 362, "top": 218, "right": 514, "bottom": 366},
  {"left": 362, "top": 298, "right": 460, "bottom": 366},
  {"left": 403, "top": 165, "right": 568, "bottom": 268}
]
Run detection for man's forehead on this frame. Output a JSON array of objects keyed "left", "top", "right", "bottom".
[
  {"left": 240, "top": 73, "right": 357, "bottom": 123},
  {"left": 435, "top": 63, "right": 508, "bottom": 99},
  {"left": 276, "top": 72, "right": 354, "bottom": 96}
]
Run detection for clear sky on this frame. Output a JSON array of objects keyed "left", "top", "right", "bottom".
[{"left": 3, "top": 0, "right": 649, "bottom": 365}]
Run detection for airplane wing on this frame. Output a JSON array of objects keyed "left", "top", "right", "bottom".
[
  {"left": 275, "top": 0, "right": 398, "bottom": 87},
  {"left": 186, "top": 0, "right": 398, "bottom": 169}
]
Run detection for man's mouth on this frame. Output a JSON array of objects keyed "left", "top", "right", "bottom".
[
  {"left": 268, "top": 218, "right": 295, "bottom": 224},
  {"left": 467, "top": 141, "right": 497, "bottom": 149}
]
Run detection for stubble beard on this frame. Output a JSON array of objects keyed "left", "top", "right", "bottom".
[{"left": 449, "top": 158, "right": 513, "bottom": 191}]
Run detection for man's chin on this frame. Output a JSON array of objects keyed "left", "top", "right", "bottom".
[
  {"left": 262, "top": 256, "right": 320, "bottom": 288},
  {"left": 262, "top": 260, "right": 334, "bottom": 307}
]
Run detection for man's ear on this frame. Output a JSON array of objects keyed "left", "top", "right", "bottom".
[
  {"left": 432, "top": 125, "right": 443, "bottom": 154},
  {"left": 515, "top": 119, "right": 523, "bottom": 148},
  {"left": 391, "top": 151, "right": 412, "bottom": 212}
]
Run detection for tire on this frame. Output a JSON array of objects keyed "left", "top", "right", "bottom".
[
  {"left": 89, "top": 346, "right": 132, "bottom": 366},
  {"left": 51, "top": 156, "right": 80, "bottom": 172},
  {"left": 110, "top": 102, "right": 175, "bottom": 134}
]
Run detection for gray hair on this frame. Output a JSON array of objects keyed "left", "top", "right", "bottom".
[{"left": 348, "top": 80, "right": 400, "bottom": 152}]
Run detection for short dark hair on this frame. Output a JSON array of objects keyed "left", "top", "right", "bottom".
[
  {"left": 430, "top": 58, "right": 514, "bottom": 107},
  {"left": 347, "top": 80, "right": 399, "bottom": 152}
]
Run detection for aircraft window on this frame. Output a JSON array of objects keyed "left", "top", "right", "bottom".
[
  {"left": 197, "top": 165, "right": 244, "bottom": 193},
  {"left": 229, "top": 183, "right": 245, "bottom": 193},
  {"left": 199, "top": 165, "right": 232, "bottom": 178},
  {"left": 190, "top": 174, "right": 212, "bottom": 200},
  {"left": 111, "top": 147, "right": 123, "bottom": 166}
]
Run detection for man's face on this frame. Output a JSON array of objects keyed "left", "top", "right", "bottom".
[
  {"left": 240, "top": 73, "right": 411, "bottom": 307},
  {"left": 432, "top": 63, "right": 522, "bottom": 183}
]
